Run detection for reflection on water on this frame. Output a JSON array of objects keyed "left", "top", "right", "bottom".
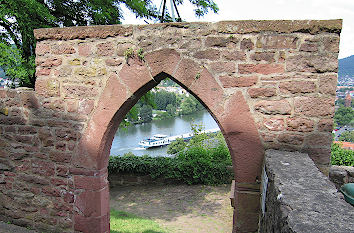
[{"left": 110, "top": 110, "right": 219, "bottom": 157}]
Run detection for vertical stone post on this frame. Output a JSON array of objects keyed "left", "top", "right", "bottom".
[{"left": 73, "top": 168, "right": 110, "bottom": 233}]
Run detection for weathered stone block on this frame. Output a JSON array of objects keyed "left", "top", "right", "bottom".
[
  {"left": 294, "top": 97, "right": 334, "bottom": 117},
  {"left": 35, "top": 43, "right": 50, "bottom": 56},
  {"left": 319, "top": 75, "right": 337, "bottom": 95},
  {"left": 305, "top": 132, "right": 332, "bottom": 147},
  {"left": 257, "top": 35, "right": 298, "bottom": 49},
  {"left": 221, "top": 50, "right": 246, "bottom": 61},
  {"left": 286, "top": 117, "right": 314, "bottom": 132},
  {"left": 263, "top": 117, "right": 285, "bottom": 131},
  {"left": 279, "top": 80, "right": 316, "bottom": 94},
  {"left": 62, "top": 85, "right": 98, "bottom": 98},
  {"left": 286, "top": 53, "right": 338, "bottom": 73},
  {"left": 78, "top": 43, "right": 92, "bottom": 56},
  {"left": 51, "top": 44, "right": 76, "bottom": 54},
  {"left": 36, "top": 57, "right": 62, "bottom": 67},
  {"left": 193, "top": 49, "right": 220, "bottom": 60},
  {"left": 300, "top": 42, "right": 319, "bottom": 52},
  {"left": 240, "top": 38, "right": 254, "bottom": 50},
  {"left": 205, "top": 36, "right": 238, "bottom": 48},
  {"left": 277, "top": 133, "right": 304, "bottom": 145},
  {"left": 36, "top": 68, "right": 51, "bottom": 77},
  {"left": 96, "top": 42, "right": 115, "bottom": 56},
  {"left": 254, "top": 100, "right": 291, "bottom": 115},
  {"left": 78, "top": 99, "right": 95, "bottom": 115},
  {"left": 105, "top": 58, "right": 123, "bottom": 66},
  {"left": 248, "top": 88, "right": 276, "bottom": 98},
  {"left": 74, "top": 175, "right": 108, "bottom": 191},
  {"left": 35, "top": 78, "right": 60, "bottom": 97},
  {"left": 145, "top": 48, "right": 180, "bottom": 77},
  {"left": 219, "top": 76, "right": 258, "bottom": 88},
  {"left": 49, "top": 151, "right": 72, "bottom": 163},
  {"left": 74, "top": 187, "right": 109, "bottom": 217},
  {"left": 317, "top": 119, "right": 334, "bottom": 132},
  {"left": 250, "top": 52, "right": 275, "bottom": 62},
  {"left": 119, "top": 58, "right": 153, "bottom": 94},
  {"left": 239, "top": 64, "right": 284, "bottom": 75},
  {"left": 208, "top": 61, "right": 235, "bottom": 74}
]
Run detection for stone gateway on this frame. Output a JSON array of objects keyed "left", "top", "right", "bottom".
[{"left": 0, "top": 20, "right": 341, "bottom": 232}]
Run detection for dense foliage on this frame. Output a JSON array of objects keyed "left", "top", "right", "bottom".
[
  {"left": 331, "top": 143, "right": 354, "bottom": 166},
  {"left": 334, "top": 106, "right": 354, "bottom": 126},
  {"left": 154, "top": 90, "right": 177, "bottom": 110},
  {"left": 109, "top": 126, "right": 233, "bottom": 185},
  {"left": 121, "top": 85, "right": 208, "bottom": 127},
  {"left": 0, "top": 0, "right": 218, "bottom": 87},
  {"left": 139, "top": 104, "right": 153, "bottom": 123},
  {"left": 338, "top": 131, "right": 354, "bottom": 143}
]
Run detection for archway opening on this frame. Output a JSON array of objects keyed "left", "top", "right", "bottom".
[{"left": 107, "top": 74, "right": 235, "bottom": 232}]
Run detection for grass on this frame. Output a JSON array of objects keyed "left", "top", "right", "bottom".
[{"left": 110, "top": 209, "right": 168, "bottom": 233}]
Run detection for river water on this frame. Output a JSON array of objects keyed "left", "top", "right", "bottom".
[{"left": 110, "top": 110, "right": 219, "bottom": 157}]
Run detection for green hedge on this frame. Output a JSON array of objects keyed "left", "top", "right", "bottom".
[
  {"left": 331, "top": 143, "right": 354, "bottom": 166},
  {"left": 108, "top": 144, "right": 233, "bottom": 185}
]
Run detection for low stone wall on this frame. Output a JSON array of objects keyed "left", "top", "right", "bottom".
[
  {"left": 108, "top": 173, "right": 180, "bottom": 187},
  {"left": 260, "top": 150, "right": 354, "bottom": 233},
  {"left": 109, "top": 173, "right": 153, "bottom": 187},
  {"left": 329, "top": 165, "right": 354, "bottom": 189}
]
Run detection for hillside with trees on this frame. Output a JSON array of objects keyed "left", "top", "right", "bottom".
[{"left": 338, "top": 55, "right": 354, "bottom": 79}]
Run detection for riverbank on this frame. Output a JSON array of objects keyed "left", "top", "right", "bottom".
[{"left": 111, "top": 109, "right": 218, "bottom": 157}]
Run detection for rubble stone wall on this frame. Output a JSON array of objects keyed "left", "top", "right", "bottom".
[{"left": 0, "top": 20, "right": 341, "bottom": 233}]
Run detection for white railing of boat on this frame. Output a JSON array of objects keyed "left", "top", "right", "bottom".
[{"left": 138, "top": 128, "right": 220, "bottom": 148}]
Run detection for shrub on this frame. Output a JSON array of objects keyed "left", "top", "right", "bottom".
[
  {"left": 109, "top": 124, "right": 233, "bottom": 185},
  {"left": 109, "top": 139, "right": 233, "bottom": 185},
  {"left": 331, "top": 143, "right": 354, "bottom": 166}
]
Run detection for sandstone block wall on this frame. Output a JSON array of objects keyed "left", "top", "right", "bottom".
[
  {"left": 260, "top": 150, "right": 354, "bottom": 233},
  {"left": 0, "top": 20, "right": 341, "bottom": 233}
]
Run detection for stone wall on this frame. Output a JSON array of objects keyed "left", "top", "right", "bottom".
[
  {"left": 260, "top": 150, "right": 354, "bottom": 233},
  {"left": 329, "top": 165, "right": 354, "bottom": 189},
  {"left": 0, "top": 20, "right": 342, "bottom": 233},
  {"left": 0, "top": 88, "right": 85, "bottom": 232}
]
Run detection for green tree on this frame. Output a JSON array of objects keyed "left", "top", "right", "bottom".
[
  {"left": 180, "top": 95, "right": 203, "bottom": 115},
  {"left": 0, "top": 43, "right": 35, "bottom": 87},
  {"left": 140, "top": 104, "right": 152, "bottom": 123},
  {"left": 166, "top": 103, "right": 176, "bottom": 117},
  {"left": 338, "top": 131, "right": 354, "bottom": 142},
  {"left": 167, "top": 137, "right": 186, "bottom": 154},
  {"left": 154, "top": 90, "right": 176, "bottom": 110},
  {"left": 334, "top": 106, "right": 354, "bottom": 126},
  {"left": 0, "top": 0, "right": 218, "bottom": 87}
]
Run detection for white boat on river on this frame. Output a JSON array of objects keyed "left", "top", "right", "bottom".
[{"left": 138, "top": 128, "right": 220, "bottom": 149}]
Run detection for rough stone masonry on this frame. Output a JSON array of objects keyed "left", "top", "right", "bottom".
[{"left": 0, "top": 20, "right": 341, "bottom": 233}]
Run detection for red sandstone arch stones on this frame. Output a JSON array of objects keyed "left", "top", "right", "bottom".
[{"left": 0, "top": 20, "right": 341, "bottom": 233}]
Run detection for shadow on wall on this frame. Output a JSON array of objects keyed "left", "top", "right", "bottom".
[{"left": 0, "top": 89, "right": 85, "bottom": 232}]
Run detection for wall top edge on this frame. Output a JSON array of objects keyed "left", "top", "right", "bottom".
[{"left": 34, "top": 19, "right": 342, "bottom": 41}]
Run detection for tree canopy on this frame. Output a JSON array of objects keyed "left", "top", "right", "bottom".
[
  {"left": 0, "top": 0, "right": 218, "bottom": 87},
  {"left": 334, "top": 106, "right": 354, "bottom": 126}
]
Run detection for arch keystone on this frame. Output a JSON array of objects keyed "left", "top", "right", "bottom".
[
  {"left": 119, "top": 58, "right": 154, "bottom": 94},
  {"left": 145, "top": 48, "right": 181, "bottom": 77}
]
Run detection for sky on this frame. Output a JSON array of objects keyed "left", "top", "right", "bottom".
[{"left": 122, "top": 0, "right": 354, "bottom": 59}]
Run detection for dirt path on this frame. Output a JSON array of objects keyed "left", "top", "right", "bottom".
[{"left": 110, "top": 184, "right": 233, "bottom": 233}]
